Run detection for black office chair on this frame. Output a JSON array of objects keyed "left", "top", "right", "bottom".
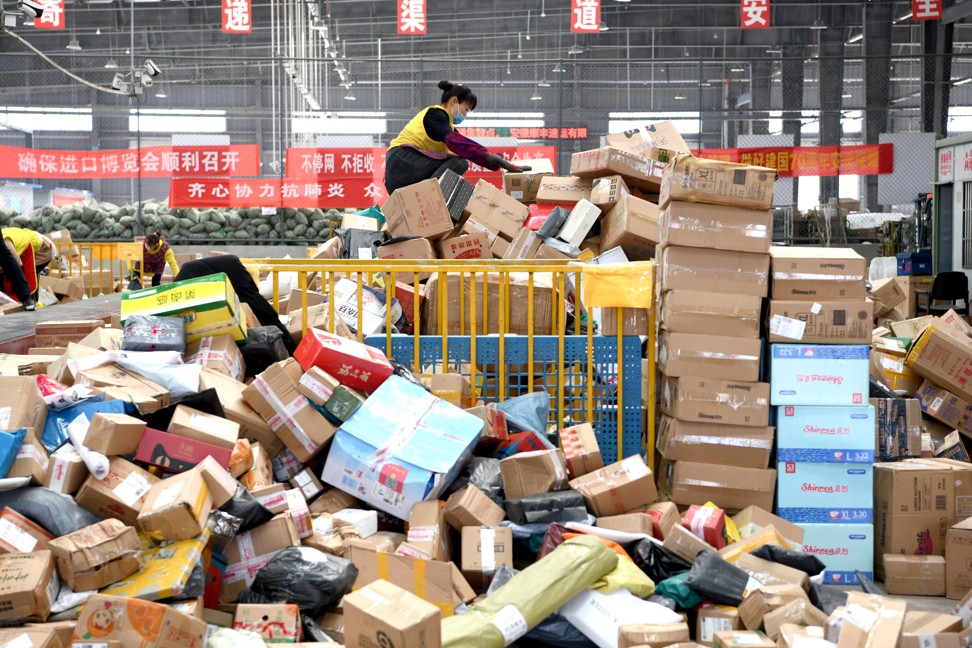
[{"left": 916, "top": 271, "right": 970, "bottom": 317}]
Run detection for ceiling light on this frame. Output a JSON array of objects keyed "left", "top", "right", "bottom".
[
  {"left": 765, "top": 47, "right": 782, "bottom": 54},
  {"left": 810, "top": 20, "right": 826, "bottom": 30},
  {"left": 344, "top": 93, "right": 356, "bottom": 101},
  {"left": 615, "top": 0, "right": 631, "bottom": 3},
  {"left": 552, "top": 64, "right": 565, "bottom": 73},
  {"left": 66, "top": 38, "right": 82, "bottom": 51},
  {"left": 104, "top": 58, "right": 118, "bottom": 69},
  {"left": 842, "top": 91, "right": 852, "bottom": 98},
  {"left": 599, "top": 21, "right": 609, "bottom": 32},
  {"left": 700, "top": 82, "right": 712, "bottom": 87},
  {"left": 96, "top": 28, "right": 101, "bottom": 35},
  {"left": 730, "top": 66, "right": 745, "bottom": 72},
  {"left": 155, "top": 89, "right": 167, "bottom": 98},
  {"left": 894, "top": 11, "right": 913, "bottom": 23},
  {"left": 531, "top": 92, "right": 542, "bottom": 101},
  {"left": 568, "top": 44, "right": 583, "bottom": 55},
  {"left": 538, "top": 79, "right": 551, "bottom": 87},
  {"left": 954, "top": 78, "right": 972, "bottom": 86},
  {"left": 675, "top": 93, "right": 685, "bottom": 100},
  {"left": 846, "top": 32, "right": 863, "bottom": 44}
]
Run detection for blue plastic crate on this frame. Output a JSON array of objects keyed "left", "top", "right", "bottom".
[
  {"left": 896, "top": 252, "right": 933, "bottom": 276},
  {"left": 364, "top": 335, "right": 644, "bottom": 461}
]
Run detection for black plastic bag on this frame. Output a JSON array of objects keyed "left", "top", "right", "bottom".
[
  {"left": 445, "top": 457, "right": 504, "bottom": 507},
  {"left": 646, "top": 594, "right": 678, "bottom": 611},
  {"left": 0, "top": 487, "right": 100, "bottom": 536},
  {"left": 536, "top": 206, "right": 570, "bottom": 239},
  {"left": 140, "top": 388, "right": 225, "bottom": 430},
  {"left": 869, "top": 376, "right": 899, "bottom": 399},
  {"left": 632, "top": 539, "right": 693, "bottom": 583},
  {"left": 219, "top": 485, "right": 274, "bottom": 533},
  {"left": 495, "top": 391, "right": 551, "bottom": 436},
  {"left": 855, "top": 570, "right": 882, "bottom": 595},
  {"left": 336, "top": 228, "right": 388, "bottom": 260},
  {"left": 751, "top": 545, "right": 826, "bottom": 577},
  {"left": 686, "top": 550, "right": 750, "bottom": 606},
  {"left": 809, "top": 583, "right": 849, "bottom": 616},
  {"left": 242, "top": 546, "right": 357, "bottom": 616},
  {"left": 505, "top": 490, "right": 588, "bottom": 525},
  {"left": 240, "top": 327, "right": 289, "bottom": 379},
  {"left": 122, "top": 314, "right": 187, "bottom": 353}
]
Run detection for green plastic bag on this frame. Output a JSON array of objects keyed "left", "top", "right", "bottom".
[
  {"left": 354, "top": 205, "right": 385, "bottom": 227},
  {"left": 655, "top": 572, "right": 705, "bottom": 610}
]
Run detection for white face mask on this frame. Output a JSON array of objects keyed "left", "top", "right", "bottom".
[{"left": 451, "top": 103, "right": 465, "bottom": 125}]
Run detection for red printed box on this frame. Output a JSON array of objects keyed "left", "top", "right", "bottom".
[
  {"left": 294, "top": 329, "right": 394, "bottom": 392},
  {"left": 135, "top": 427, "right": 232, "bottom": 473},
  {"left": 558, "top": 423, "right": 604, "bottom": 479},
  {"left": 681, "top": 504, "right": 728, "bottom": 549}
]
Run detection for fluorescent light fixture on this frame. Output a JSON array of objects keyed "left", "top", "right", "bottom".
[
  {"left": 568, "top": 44, "right": 583, "bottom": 55},
  {"left": 538, "top": 80, "right": 551, "bottom": 88},
  {"left": 765, "top": 48, "right": 782, "bottom": 54},
  {"left": 846, "top": 32, "right": 863, "bottom": 44},
  {"left": 810, "top": 20, "right": 826, "bottom": 30},
  {"left": 292, "top": 115, "right": 386, "bottom": 135},
  {"left": 129, "top": 109, "right": 227, "bottom": 133},
  {"left": 954, "top": 77, "right": 972, "bottom": 86},
  {"left": 344, "top": 93, "right": 356, "bottom": 101},
  {"left": 894, "top": 11, "right": 913, "bottom": 23},
  {"left": 674, "top": 94, "right": 686, "bottom": 100},
  {"left": 842, "top": 91, "right": 852, "bottom": 98},
  {"left": 730, "top": 66, "right": 745, "bottom": 72},
  {"left": 531, "top": 92, "right": 542, "bottom": 101},
  {"left": 0, "top": 106, "right": 92, "bottom": 132},
  {"left": 552, "top": 65, "right": 566, "bottom": 73},
  {"left": 599, "top": 21, "right": 609, "bottom": 32},
  {"left": 104, "top": 58, "right": 118, "bottom": 69},
  {"left": 155, "top": 89, "right": 167, "bottom": 98},
  {"left": 66, "top": 38, "right": 82, "bottom": 51}
]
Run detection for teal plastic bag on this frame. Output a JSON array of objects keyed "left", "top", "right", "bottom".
[
  {"left": 355, "top": 205, "right": 385, "bottom": 227},
  {"left": 655, "top": 572, "right": 705, "bottom": 610}
]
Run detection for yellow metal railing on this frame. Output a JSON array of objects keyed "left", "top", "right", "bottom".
[
  {"left": 47, "top": 241, "right": 139, "bottom": 297},
  {"left": 239, "top": 258, "right": 656, "bottom": 465}
]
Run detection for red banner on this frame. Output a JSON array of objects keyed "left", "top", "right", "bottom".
[
  {"left": 741, "top": 0, "right": 770, "bottom": 29},
  {"left": 0, "top": 145, "right": 260, "bottom": 179},
  {"left": 398, "top": 0, "right": 427, "bottom": 34},
  {"left": 458, "top": 126, "right": 589, "bottom": 140},
  {"left": 913, "top": 0, "right": 942, "bottom": 20},
  {"left": 693, "top": 144, "right": 894, "bottom": 177},
  {"left": 170, "top": 145, "right": 557, "bottom": 209},
  {"left": 222, "top": 0, "right": 252, "bottom": 33},
  {"left": 571, "top": 0, "right": 600, "bottom": 33},
  {"left": 34, "top": 0, "right": 64, "bottom": 30}
]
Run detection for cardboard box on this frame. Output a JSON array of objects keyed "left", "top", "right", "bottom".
[
  {"left": 870, "top": 350, "right": 922, "bottom": 395},
  {"left": 382, "top": 179, "right": 454, "bottom": 241},
  {"left": 570, "top": 147, "right": 663, "bottom": 192},
  {"left": 0, "top": 377, "right": 47, "bottom": 433},
  {"left": 421, "top": 272, "right": 554, "bottom": 336},
  {"left": 767, "top": 299, "right": 874, "bottom": 344},
  {"left": 418, "top": 372, "right": 473, "bottom": 409},
  {"left": 342, "top": 212, "right": 380, "bottom": 231},
  {"left": 826, "top": 592, "right": 905, "bottom": 646},
  {"left": 184, "top": 334, "right": 245, "bottom": 382},
  {"left": 738, "top": 584, "right": 809, "bottom": 631},
  {"left": 872, "top": 398, "right": 923, "bottom": 461},
  {"left": 659, "top": 201, "right": 772, "bottom": 255},
  {"left": 75, "top": 457, "right": 159, "bottom": 527},
  {"left": 463, "top": 179, "right": 531, "bottom": 241},
  {"left": 460, "top": 526, "right": 513, "bottom": 591},
  {"left": 344, "top": 579, "right": 441, "bottom": 648},
  {"left": 658, "top": 332, "right": 762, "bottom": 382},
  {"left": 0, "top": 627, "right": 63, "bottom": 648},
  {"left": 768, "top": 246, "right": 868, "bottom": 301},
  {"left": 83, "top": 412, "right": 145, "bottom": 456},
  {"left": 697, "top": 605, "right": 743, "bottom": 647},
  {"left": 776, "top": 463, "right": 873, "bottom": 523},
  {"left": 682, "top": 505, "right": 727, "bottom": 548},
  {"left": 801, "top": 523, "right": 874, "bottom": 585},
  {"left": 601, "top": 307, "right": 649, "bottom": 336},
  {"left": 657, "top": 416, "right": 773, "bottom": 469},
  {"left": 662, "top": 523, "right": 716, "bottom": 564},
  {"left": 0, "top": 507, "right": 52, "bottom": 554},
  {"left": 252, "top": 484, "right": 289, "bottom": 514},
  {"left": 499, "top": 449, "right": 568, "bottom": 500},
  {"left": 590, "top": 175, "right": 630, "bottom": 210},
  {"left": 322, "top": 376, "right": 482, "bottom": 520},
  {"left": 44, "top": 444, "right": 87, "bottom": 495},
  {"left": 437, "top": 230, "right": 491, "bottom": 260},
  {"left": 659, "top": 245, "right": 770, "bottom": 299},
  {"left": 489, "top": 236, "right": 510, "bottom": 258},
  {"left": 8, "top": 428, "right": 49, "bottom": 485},
  {"left": 293, "top": 329, "right": 395, "bottom": 392},
  {"left": 167, "top": 404, "right": 239, "bottom": 451},
  {"left": 734, "top": 553, "right": 810, "bottom": 590},
  {"left": 243, "top": 358, "right": 337, "bottom": 463},
  {"left": 605, "top": 120, "right": 691, "bottom": 162},
  {"left": 501, "top": 227, "right": 541, "bottom": 260},
  {"left": 377, "top": 238, "right": 437, "bottom": 264},
  {"left": 464, "top": 405, "right": 510, "bottom": 446},
  {"left": 137, "top": 469, "right": 213, "bottom": 542},
  {"left": 349, "top": 545, "right": 474, "bottom": 612},
  {"left": 196, "top": 455, "right": 238, "bottom": 508},
  {"left": 661, "top": 377, "right": 770, "bottom": 427},
  {"left": 712, "top": 631, "right": 775, "bottom": 648},
  {"left": 769, "top": 345, "right": 870, "bottom": 406},
  {"left": 647, "top": 502, "right": 681, "bottom": 540},
  {"left": 618, "top": 623, "right": 691, "bottom": 648},
  {"left": 72, "top": 594, "right": 207, "bottom": 646},
  {"left": 874, "top": 458, "right": 972, "bottom": 578},
  {"left": 557, "top": 199, "right": 602, "bottom": 248},
  {"left": 49, "top": 519, "right": 141, "bottom": 592},
  {"left": 536, "top": 175, "right": 593, "bottom": 205},
  {"left": 77, "top": 326, "right": 124, "bottom": 351},
  {"left": 198, "top": 368, "right": 281, "bottom": 455},
  {"left": 870, "top": 277, "right": 907, "bottom": 317},
  {"left": 0, "top": 551, "right": 56, "bottom": 623},
  {"left": 884, "top": 554, "right": 946, "bottom": 596},
  {"left": 444, "top": 484, "right": 505, "bottom": 530},
  {"left": 241, "top": 442, "right": 274, "bottom": 492},
  {"left": 34, "top": 320, "right": 104, "bottom": 348},
  {"left": 659, "top": 290, "right": 762, "bottom": 339},
  {"left": 135, "top": 426, "right": 232, "bottom": 474},
  {"left": 78, "top": 364, "right": 169, "bottom": 413},
  {"left": 597, "top": 512, "right": 654, "bottom": 536},
  {"left": 669, "top": 461, "right": 776, "bottom": 512},
  {"left": 120, "top": 272, "right": 247, "bottom": 344},
  {"left": 775, "top": 405, "right": 875, "bottom": 463},
  {"left": 503, "top": 158, "right": 556, "bottom": 203},
  {"left": 731, "top": 506, "right": 805, "bottom": 547},
  {"left": 295, "top": 365, "right": 341, "bottom": 408},
  {"left": 915, "top": 379, "right": 972, "bottom": 438},
  {"left": 948, "top": 517, "right": 972, "bottom": 598},
  {"left": 660, "top": 154, "right": 776, "bottom": 211},
  {"left": 222, "top": 515, "right": 300, "bottom": 603},
  {"left": 902, "top": 611, "right": 963, "bottom": 635},
  {"left": 568, "top": 456, "right": 657, "bottom": 516},
  {"left": 40, "top": 274, "right": 85, "bottom": 301},
  {"left": 406, "top": 500, "right": 449, "bottom": 562},
  {"left": 558, "top": 423, "right": 603, "bottom": 478},
  {"left": 234, "top": 603, "right": 301, "bottom": 643}
]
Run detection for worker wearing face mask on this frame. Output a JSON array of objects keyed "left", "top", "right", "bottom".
[{"left": 383, "top": 80, "right": 532, "bottom": 194}]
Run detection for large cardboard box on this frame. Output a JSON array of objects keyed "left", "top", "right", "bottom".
[
  {"left": 767, "top": 299, "right": 874, "bottom": 344},
  {"left": 34, "top": 320, "right": 104, "bottom": 348},
  {"left": 659, "top": 201, "right": 772, "bottom": 255},
  {"left": 167, "top": 404, "right": 239, "bottom": 451},
  {"left": 906, "top": 324, "right": 972, "bottom": 404},
  {"left": 657, "top": 416, "right": 773, "bottom": 469},
  {"left": 349, "top": 545, "right": 474, "bottom": 613},
  {"left": 697, "top": 605, "right": 743, "bottom": 647},
  {"left": 503, "top": 158, "right": 555, "bottom": 204},
  {"left": 0, "top": 377, "right": 47, "bottom": 433},
  {"left": 322, "top": 376, "right": 482, "bottom": 520},
  {"left": 769, "top": 345, "right": 869, "bottom": 406},
  {"left": 947, "top": 517, "right": 972, "bottom": 598},
  {"left": 444, "top": 485, "right": 505, "bottom": 530},
  {"left": 421, "top": 272, "right": 553, "bottom": 336},
  {"left": 660, "top": 154, "right": 776, "bottom": 211},
  {"left": 658, "top": 332, "right": 762, "bottom": 382},
  {"left": 49, "top": 519, "right": 142, "bottom": 592},
  {"left": 558, "top": 423, "right": 603, "bottom": 478},
  {"left": 136, "top": 469, "right": 213, "bottom": 542},
  {"left": 120, "top": 272, "right": 247, "bottom": 344},
  {"left": 184, "top": 334, "right": 245, "bottom": 382},
  {"left": 377, "top": 238, "right": 437, "bottom": 263},
  {"left": 0, "top": 507, "right": 52, "bottom": 554},
  {"left": 499, "top": 449, "right": 568, "bottom": 500},
  {"left": 463, "top": 179, "right": 530, "bottom": 241},
  {"left": 293, "top": 329, "right": 395, "bottom": 392},
  {"left": 601, "top": 195, "right": 660, "bottom": 261},
  {"left": 884, "top": 554, "right": 946, "bottom": 596},
  {"left": 659, "top": 246, "right": 770, "bottom": 298},
  {"left": 0, "top": 551, "right": 56, "bottom": 623},
  {"left": 460, "top": 526, "right": 513, "bottom": 591},
  {"left": 72, "top": 594, "right": 207, "bottom": 647},
  {"left": 8, "top": 428, "right": 48, "bottom": 485},
  {"left": 874, "top": 458, "right": 972, "bottom": 579},
  {"left": 568, "top": 456, "right": 657, "bottom": 516},
  {"left": 915, "top": 379, "right": 972, "bottom": 438},
  {"left": 382, "top": 179, "right": 454, "bottom": 241},
  {"left": 344, "top": 579, "right": 441, "bottom": 648},
  {"left": 44, "top": 444, "right": 87, "bottom": 495},
  {"left": 437, "top": 230, "right": 491, "bottom": 260},
  {"left": 768, "top": 247, "right": 867, "bottom": 301},
  {"left": 222, "top": 515, "right": 300, "bottom": 603},
  {"left": 75, "top": 457, "right": 160, "bottom": 527},
  {"left": 83, "top": 412, "right": 146, "bottom": 456},
  {"left": 601, "top": 307, "right": 649, "bottom": 336},
  {"left": 570, "top": 147, "right": 663, "bottom": 192},
  {"left": 732, "top": 505, "right": 805, "bottom": 546},
  {"left": 661, "top": 377, "right": 770, "bottom": 427},
  {"left": 198, "top": 368, "right": 281, "bottom": 455},
  {"left": 776, "top": 463, "right": 873, "bottom": 523},
  {"left": 234, "top": 603, "right": 301, "bottom": 644},
  {"left": 135, "top": 426, "right": 232, "bottom": 473},
  {"left": 605, "top": 120, "right": 692, "bottom": 161},
  {"left": 776, "top": 405, "right": 875, "bottom": 463},
  {"left": 800, "top": 523, "right": 873, "bottom": 585},
  {"left": 536, "top": 176, "right": 593, "bottom": 205},
  {"left": 669, "top": 461, "right": 776, "bottom": 512},
  {"left": 659, "top": 290, "right": 762, "bottom": 338}
]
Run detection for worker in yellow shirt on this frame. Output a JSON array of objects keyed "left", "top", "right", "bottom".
[
  {"left": 130, "top": 230, "right": 179, "bottom": 288},
  {"left": 2, "top": 227, "right": 55, "bottom": 274}
]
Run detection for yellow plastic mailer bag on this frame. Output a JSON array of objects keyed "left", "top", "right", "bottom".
[
  {"left": 579, "top": 261, "right": 653, "bottom": 308},
  {"left": 718, "top": 525, "right": 787, "bottom": 564}
]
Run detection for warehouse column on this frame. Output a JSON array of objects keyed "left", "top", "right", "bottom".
[
  {"left": 863, "top": 2, "right": 892, "bottom": 211},
  {"left": 921, "top": 20, "right": 953, "bottom": 136},
  {"left": 781, "top": 46, "right": 804, "bottom": 206},
  {"left": 751, "top": 60, "right": 772, "bottom": 135},
  {"left": 818, "top": 12, "right": 845, "bottom": 205}
]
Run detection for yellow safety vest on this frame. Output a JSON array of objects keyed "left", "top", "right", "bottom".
[
  {"left": 1, "top": 228, "right": 41, "bottom": 256},
  {"left": 389, "top": 106, "right": 454, "bottom": 155}
]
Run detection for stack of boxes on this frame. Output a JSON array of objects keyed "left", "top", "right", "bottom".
[
  {"left": 654, "top": 155, "right": 778, "bottom": 513},
  {"left": 767, "top": 246, "right": 874, "bottom": 585}
]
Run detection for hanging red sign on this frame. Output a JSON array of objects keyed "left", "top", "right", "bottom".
[
  {"left": 741, "top": 0, "right": 770, "bottom": 29},
  {"left": 33, "top": 0, "right": 65, "bottom": 30},
  {"left": 0, "top": 145, "right": 260, "bottom": 179},
  {"left": 912, "top": 0, "right": 942, "bottom": 20},
  {"left": 222, "top": 0, "right": 252, "bottom": 33},
  {"left": 571, "top": 0, "right": 600, "bottom": 33},
  {"left": 398, "top": 0, "right": 427, "bottom": 35},
  {"left": 693, "top": 144, "right": 894, "bottom": 177}
]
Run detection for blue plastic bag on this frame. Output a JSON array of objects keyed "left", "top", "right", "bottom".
[
  {"left": 0, "top": 428, "right": 26, "bottom": 478},
  {"left": 42, "top": 397, "right": 135, "bottom": 453}
]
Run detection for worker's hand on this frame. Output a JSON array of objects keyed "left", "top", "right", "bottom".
[{"left": 487, "top": 154, "right": 532, "bottom": 173}]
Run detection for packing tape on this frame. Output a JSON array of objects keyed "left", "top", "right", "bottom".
[
  {"left": 253, "top": 377, "right": 318, "bottom": 455},
  {"left": 16, "top": 443, "right": 49, "bottom": 472},
  {"left": 480, "top": 527, "right": 496, "bottom": 573},
  {"left": 224, "top": 533, "right": 276, "bottom": 586},
  {"left": 49, "top": 455, "right": 72, "bottom": 492},
  {"left": 772, "top": 272, "right": 865, "bottom": 282},
  {"left": 298, "top": 372, "right": 335, "bottom": 404},
  {"left": 689, "top": 507, "right": 717, "bottom": 539},
  {"left": 407, "top": 525, "right": 437, "bottom": 543},
  {"left": 365, "top": 397, "right": 438, "bottom": 470},
  {"left": 413, "top": 557, "right": 427, "bottom": 602}
]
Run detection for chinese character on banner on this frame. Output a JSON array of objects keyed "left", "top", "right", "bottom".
[
  {"left": 741, "top": 0, "right": 770, "bottom": 29},
  {"left": 222, "top": 0, "right": 252, "bottom": 34},
  {"left": 398, "top": 0, "right": 427, "bottom": 34},
  {"left": 571, "top": 0, "right": 600, "bottom": 33},
  {"left": 912, "top": 0, "right": 942, "bottom": 20},
  {"left": 34, "top": 0, "right": 65, "bottom": 30}
]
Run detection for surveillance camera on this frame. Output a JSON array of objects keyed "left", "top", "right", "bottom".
[
  {"left": 17, "top": 0, "right": 43, "bottom": 18},
  {"left": 142, "top": 59, "right": 160, "bottom": 78},
  {"left": 140, "top": 72, "right": 154, "bottom": 88},
  {"left": 111, "top": 73, "right": 126, "bottom": 91}
]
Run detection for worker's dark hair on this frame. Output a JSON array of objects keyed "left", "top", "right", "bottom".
[
  {"left": 439, "top": 80, "right": 477, "bottom": 111},
  {"left": 145, "top": 230, "right": 162, "bottom": 247}
]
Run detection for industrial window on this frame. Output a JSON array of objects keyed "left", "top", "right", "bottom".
[{"left": 964, "top": 181, "right": 972, "bottom": 268}]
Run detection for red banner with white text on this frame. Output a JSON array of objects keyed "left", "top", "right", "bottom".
[
  {"left": 693, "top": 144, "right": 894, "bottom": 177},
  {"left": 740, "top": 0, "right": 770, "bottom": 29},
  {"left": 571, "top": 0, "right": 600, "bottom": 33},
  {"left": 34, "top": 0, "right": 65, "bottom": 30},
  {"left": 0, "top": 145, "right": 260, "bottom": 179},
  {"left": 398, "top": 0, "right": 427, "bottom": 34},
  {"left": 222, "top": 0, "right": 252, "bottom": 33},
  {"left": 170, "top": 145, "right": 557, "bottom": 209},
  {"left": 912, "top": 0, "right": 942, "bottom": 21}
]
